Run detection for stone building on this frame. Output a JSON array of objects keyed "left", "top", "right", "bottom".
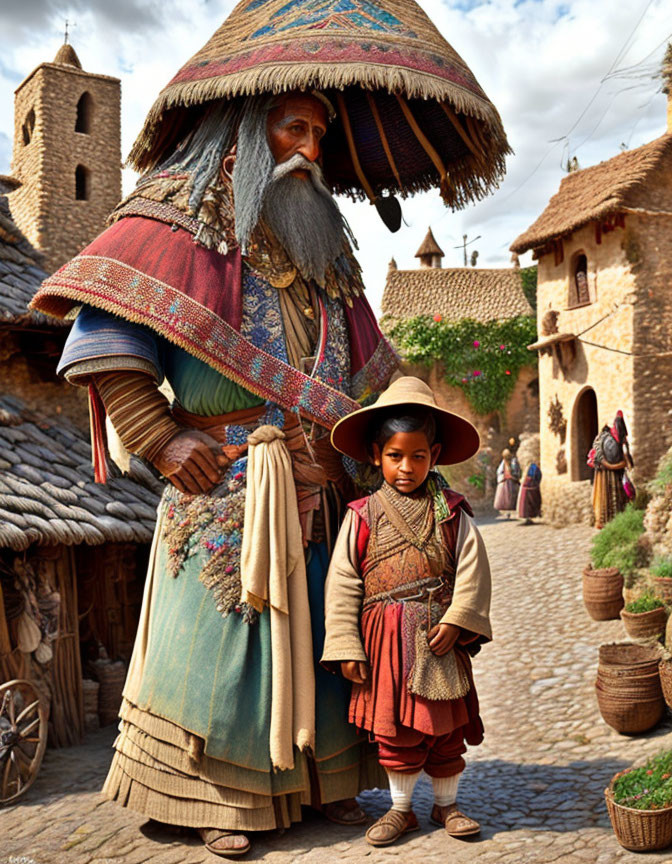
[
  {"left": 510, "top": 99, "right": 672, "bottom": 524},
  {"left": 381, "top": 228, "right": 539, "bottom": 507},
  {"left": 382, "top": 227, "right": 539, "bottom": 444},
  {"left": 8, "top": 41, "right": 121, "bottom": 273}
]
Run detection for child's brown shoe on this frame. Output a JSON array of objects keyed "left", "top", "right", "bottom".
[
  {"left": 430, "top": 803, "right": 480, "bottom": 837},
  {"left": 365, "top": 808, "right": 419, "bottom": 846}
]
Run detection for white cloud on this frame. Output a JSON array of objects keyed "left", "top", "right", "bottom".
[{"left": 0, "top": 0, "right": 670, "bottom": 314}]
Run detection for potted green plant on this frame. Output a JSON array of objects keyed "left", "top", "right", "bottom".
[
  {"left": 585, "top": 506, "right": 646, "bottom": 621},
  {"left": 621, "top": 594, "right": 667, "bottom": 641},
  {"left": 605, "top": 752, "right": 672, "bottom": 851},
  {"left": 652, "top": 557, "right": 672, "bottom": 602}
]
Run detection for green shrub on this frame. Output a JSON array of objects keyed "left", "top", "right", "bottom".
[
  {"left": 649, "top": 448, "right": 672, "bottom": 495},
  {"left": 590, "top": 504, "right": 645, "bottom": 576},
  {"left": 652, "top": 557, "right": 672, "bottom": 580},
  {"left": 613, "top": 752, "right": 672, "bottom": 810},
  {"left": 625, "top": 593, "right": 665, "bottom": 614}
]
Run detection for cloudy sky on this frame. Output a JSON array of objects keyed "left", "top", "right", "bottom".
[{"left": 0, "top": 0, "right": 670, "bottom": 314}]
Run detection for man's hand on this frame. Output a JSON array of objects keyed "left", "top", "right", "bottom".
[
  {"left": 428, "top": 623, "right": 461, "bottom": 656},
  {"left": 340, "top": 661, "right": 369, "bottom": 684},
  {"left": 153, "top": 430, "right": 229, "bottom": 495}
]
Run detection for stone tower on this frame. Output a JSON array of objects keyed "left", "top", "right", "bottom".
[{"left": 9, "top": 42, "right": 121, "bottom": 273}]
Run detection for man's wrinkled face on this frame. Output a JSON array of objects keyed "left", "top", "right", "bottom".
[{"left": 266, "top": 94, "right": 328, "bottom": 177}]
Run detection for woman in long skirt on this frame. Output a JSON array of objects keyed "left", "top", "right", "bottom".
[{"left": 494, "top": 448, "right": 520, "bottom": 515}]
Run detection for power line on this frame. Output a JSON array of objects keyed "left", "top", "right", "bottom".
[{"left": 501, "top": 0, "right": 658, "bottom": 205}]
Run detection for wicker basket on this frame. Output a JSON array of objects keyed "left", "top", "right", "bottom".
[
  {"left": 605, "top": 786, "right": 672, "bottom": 851},
  {"left": 81, "top": 678, "right": 100, "bottom": 734},
  {"left": 595, "top": 684, "right": 664, "bottom": 734},
  {"left": 92, "top": 660, "right": 127, "bottom": 727},
  {"left": 659, "top": 659, "right": 672, "bottom": 710},
  {"left": 621, "top": 607, "right": 667, "bottom": 641},
  {"left": 583, "top": 568, "right": 624, "bottom": 621},
  {"left": 598, "top": 642, "right": 663, "bottom": 674},
  {"left": 596, "top": 670, "right": 662, "bottom": 698}
]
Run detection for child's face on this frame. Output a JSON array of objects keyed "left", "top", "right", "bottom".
[{"left": 372, "top": 430, "right": 441, "bottom": 494}]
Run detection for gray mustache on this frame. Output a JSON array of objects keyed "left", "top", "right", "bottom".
[{"left": 271, "top": 153, "right": 323, "bottom": 182}]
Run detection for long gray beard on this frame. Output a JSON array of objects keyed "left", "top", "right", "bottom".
[
  {"left": 232, "top": 101, "right": 347, "bottom": 284},
  {"left": 261, "top": 154, "right": 347, "bottom": 285}
]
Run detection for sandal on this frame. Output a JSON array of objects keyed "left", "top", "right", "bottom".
[
  {"left": 198, "top": 827, "right": 251, "bottom": 857},
  {"left": 321, "top": 798, "right": 368, "bottom": 825},
  {"left": 430, "top": 803, "right": 480, "bottom": 837},
  {"left": 365, "top": 808, "right": 419, "bottom": 846}
]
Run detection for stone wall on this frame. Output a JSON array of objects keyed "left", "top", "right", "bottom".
[
  {"left": 0, "top": 332, "right": 89, "bottom": 429},
  {"left": 536, "top": 222, "right": 637, "bottom": 524},
  {"left": 625, "top": 190, "right": 672, "bottom": 479},
  {"left": 9, "top": 63, "right": 121, "bottom": 273},
  {"left": 541, "top": 476, "right": 593, "bottom": 526}
]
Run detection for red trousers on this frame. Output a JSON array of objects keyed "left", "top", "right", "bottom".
[{"left": 375, "top": 726, "right": 467, "bottom": 777}]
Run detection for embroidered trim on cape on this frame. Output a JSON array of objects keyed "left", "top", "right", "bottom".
[{"left": 35, "top": 255, "right": 366, "bottom": 430}]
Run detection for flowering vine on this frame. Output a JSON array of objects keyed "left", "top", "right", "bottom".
[{"left": 388, "top": 314, "right": 538, "bottom": 415}]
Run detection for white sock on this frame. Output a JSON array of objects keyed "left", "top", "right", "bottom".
[
  {"left": 432, "top": 772, "right": 461, "bottom": 807},
  {"left": 386, "top": 770, "right": 421, "bottom": 812}
]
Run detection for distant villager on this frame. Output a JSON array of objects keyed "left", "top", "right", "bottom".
[
  {"left": 494, "top": 448, "right": 521, "bottom": 516},
  {"left": 517, "top": 463, "right": 542, "bottom": 523},
  {"left": 588, "top": 411, "right": 634, "bottom": 529}
]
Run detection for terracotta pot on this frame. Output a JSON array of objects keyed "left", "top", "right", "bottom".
[
  {"left": 583, "top": 567, "right": 624, "bottom": 621},
  {"left": 620, "top": 606, "right": 667, "bottom": 641},
  {"left": 605, "top": 785, "right": 672, "bottom": 851},
  {"left": 654, "top": 577, "right": 672, "bottom": 602}
]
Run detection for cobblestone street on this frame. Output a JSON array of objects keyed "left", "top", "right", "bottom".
[{"left": 3, "top": 516, "right": 672, "bottom": 864}]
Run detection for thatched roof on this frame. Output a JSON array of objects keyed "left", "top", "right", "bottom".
[
  {"left": 382, "top": 266, "right": 533, "bottom": 323},
  {"left": 415, "top": 228, "right": 444, "bottom": 259},
  {"left": 511, "top": 134, "right": 672, "bottom": 254},
  {"left": 0, "top": 394, "right": 161, "bottom": 551},
  {"left": 0, "top": 193, "right": 61, "bottom": 328}
]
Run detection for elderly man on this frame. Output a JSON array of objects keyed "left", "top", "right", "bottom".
[
  {"left": 33, "top": 88, "right": 396, "bottom": 856},
  {"left": 32, "top": 1, "right": 509, "bottom": 856}
]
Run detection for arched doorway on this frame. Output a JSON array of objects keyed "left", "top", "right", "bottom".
[{"left": 573, "top": 388, "right": 598, "bottom": 481}]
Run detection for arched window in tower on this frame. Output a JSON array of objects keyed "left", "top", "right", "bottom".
[
  {"left": 75, "top": 165, "right": 90, "bottom": 200},
  {"left": 75, "top": 92, "right": 92, "bottom": 134},
  {"left": 22, "top": 108, "right": 35, "bottom": 145},
  {"left": 569, "top": 252, "right": 590, "bottom": 308}
]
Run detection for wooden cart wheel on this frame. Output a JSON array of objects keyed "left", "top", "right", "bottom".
[{"left": 0, "top": 679, "right": 48, "bottom": 804}]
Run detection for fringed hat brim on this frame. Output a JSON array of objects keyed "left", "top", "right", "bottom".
[{"left": 128, "top": 0, "right": 510, "bottom": 208}]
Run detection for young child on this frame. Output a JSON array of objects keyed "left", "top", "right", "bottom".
[{"left": 322, "top": 376, "right": 492, "bottom": 847}]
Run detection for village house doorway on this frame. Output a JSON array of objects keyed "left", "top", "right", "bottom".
[{"left": 572, "top": 387, "right": 598, "bottom": 481}]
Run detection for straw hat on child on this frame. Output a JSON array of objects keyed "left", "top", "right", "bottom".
[{"left": 331, "top": 376, "right": 479, "bottom": 465}]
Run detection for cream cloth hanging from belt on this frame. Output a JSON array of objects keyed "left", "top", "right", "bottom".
[{"left": 240, "top": 425, "right": 315, "bottom": 770}]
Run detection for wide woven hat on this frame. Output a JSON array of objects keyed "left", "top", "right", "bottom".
[
  {"left": 331, "top": 376, "right": 480, "bottom": 465},
  {"left": 129, "top": 0, "right": 510, "bottom": 211}
]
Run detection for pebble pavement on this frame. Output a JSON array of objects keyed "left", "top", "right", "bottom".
[{"left": 3, "top": 515, "right": 672, "bottom": 864}]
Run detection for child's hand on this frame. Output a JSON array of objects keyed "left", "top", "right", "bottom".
[
  {"left": 341, "top": 661, "right": 369, "bottom": 684},
  {"left": 428, "top": 623, "right": 461, "bottom": 656}
]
